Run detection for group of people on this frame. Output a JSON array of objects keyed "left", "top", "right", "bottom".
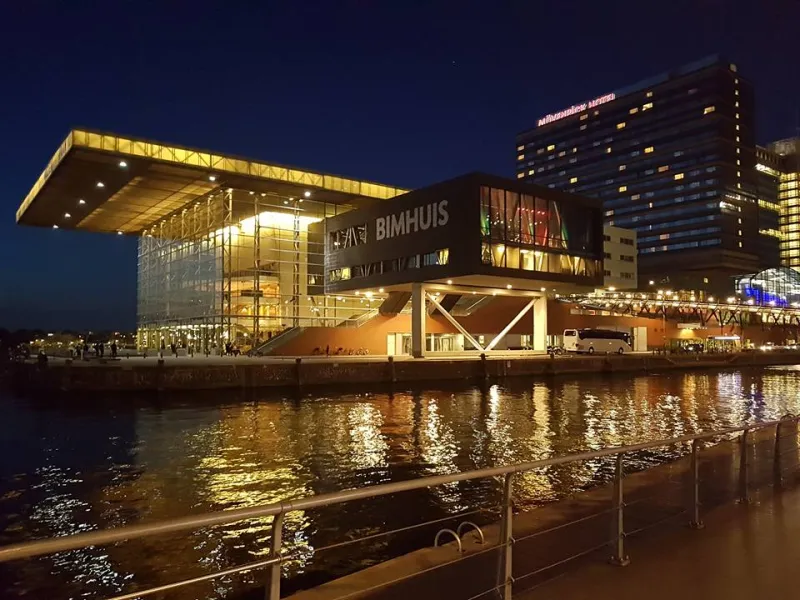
[{"left": 73, "top": 341, "right": 118, "bottom": 360}]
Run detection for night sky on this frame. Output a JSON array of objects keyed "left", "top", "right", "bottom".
[{"left": 2, "top": 1, "right": 798, "bottom": 331}]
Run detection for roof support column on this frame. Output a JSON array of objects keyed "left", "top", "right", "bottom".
[
  {"left": 533, "top": 295, "right": 547, "bottom": 352},
  {"left": 411, "top": 283, "right": 426, "bottom": 358}
]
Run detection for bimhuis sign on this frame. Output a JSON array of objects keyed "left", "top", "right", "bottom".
[{"left": 375, "top": 200, "right": 449, "bottom": 241}]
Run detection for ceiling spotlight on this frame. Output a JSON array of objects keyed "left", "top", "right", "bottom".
[
  {"left": 78, "top": 199, "right": 86, "bottom": 205},
  {"left": 52, "top": 224, "right": 58, "bottom": 229},
  {"left": 119, "top": 160, "right": 127, "bottom": 168},
  {"left": 64, "top": 212, "right": 71, "bottom": 219},
  {"left": 283, "top": 200, "right": 289, "bottom": 205},
  {"left": 208, "top": 175, "right": 216, "bottom": 182},
  {"left": 506, "top": 284, "right": 512, "bottom": 289},
  {"left": 446, "top": 279, "right": 453, "bottom": 284},
  {"left": 378, "top": 288, "right": 385, "bottom": 293},
  {"left": 117, "top": 231, "right": 123, "bottom": 236},
  {"left": 304, "top": 191, "right": 311, "bottom": 198},
  {"left": 540, "top": 287, "right": 546, "bottom": 292},
  {"left": 96, "top": 181, "right": 105, "bottom": 188}
]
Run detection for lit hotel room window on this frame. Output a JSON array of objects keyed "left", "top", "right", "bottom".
[{"left": 704, "top": 106, "right": 715, "bottom": 114}]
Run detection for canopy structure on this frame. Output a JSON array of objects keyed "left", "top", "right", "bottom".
[{"left": 16, "top": 129, "right": 407, "bottom": 235}]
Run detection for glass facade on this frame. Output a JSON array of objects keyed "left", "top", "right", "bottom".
[
  {"left": 479, "top": 185, "right": 601, "bottom": 277},
  {"left": 780, "top": 170, "right": 800, "bottom": 268},
  {"left": 136, "top": 188, "right": 378, "bottom": 352},
  {"left": 737, "top": 267, "right": 800, "bottom": 307}
]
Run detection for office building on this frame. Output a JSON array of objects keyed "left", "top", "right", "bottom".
[
  {"left": 516, "top": 56, "right": 780, "bottom": 293},
  {"left": 602, "top": 225, "right": 638, "bottom": 290},
  {"left": 766, "top": 138, "right": 800, "bottom": 269}
]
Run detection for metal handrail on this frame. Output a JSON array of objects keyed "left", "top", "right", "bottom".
[{"left": 0, "top": 417, "right": 788, "bottom": 564}]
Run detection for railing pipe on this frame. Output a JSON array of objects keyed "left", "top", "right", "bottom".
[
  {"left": 689, "top": 439, "right": 704, "bottom": 529},
  {"left": 500, "top": 473, "right": 514, "bottom": 600},
  {"left": 610, "top": 453, "right": 629, "bottom": 566},
  {"left": 739, "top": 429, "right": 750, "bottom": 504},
  {"left": 0, "top": 417, "right": 794, "bottom": 564},
  {"left": 267, "top": 512, "right": 284, "bottom": 600}
]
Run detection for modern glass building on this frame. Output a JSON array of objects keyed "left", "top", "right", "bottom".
[
  {"left": 737, "top": 267, "right": 800, "bottom": 307},
  {"left": 16, "top": 129, "right": 407, "bottom": 352},
  {"left": 766, "top": 138, "right": 800, "bottom": 269},
  {"left": 516, "top": 56, "right": 780, "bottom": 293}
]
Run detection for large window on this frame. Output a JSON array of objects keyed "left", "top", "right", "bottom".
[{"left": 478, "top": 186, "right": 601, "bottom": 279}]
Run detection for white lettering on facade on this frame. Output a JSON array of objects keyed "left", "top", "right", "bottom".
[
  {"left": 374, "top": 200, "right": 449, "bottom": 241},
  {"left": 537, "top": 93, "right": 616, "bottom": 127}
]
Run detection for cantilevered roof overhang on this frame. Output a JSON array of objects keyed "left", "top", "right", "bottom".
[{"left": 16, "top": 129, "right": 408, "bottom": 235}]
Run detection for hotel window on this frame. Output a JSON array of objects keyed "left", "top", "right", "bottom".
[
  {"left": 737, "top": 171, "right": 741, "bottom": 177},
  {"left": 580, "top": 114, "right": 588, "bottom": 120},
  {"left": 644, "top": 146, "right": 654, "bottom": 153},
  {"left": 674, "top": 173, "right": 684, "bottom": 180},
  {"left": 736, "top": 125, "right": 740, "bottom": 131},
  {"left": 604, "top": 269, "right": 612, "bottom": 277},
  {"left": 517, "top": 154, "right": 524, "bottom": 160},
  {"left": 646, "top": 91, "right": 653, "bottom": 98},
  {"left": 736, "top": 113, "right": 740, "bottom": 119},
  {"left": 735, "top": 89, "right": 739, "bottom": 96},
  {"left": 617, "top": 122, "right": 626, "bottom": 130},
  {"left": 629, "top": 107, "right": 639, "bottom": 114},
  {"left": 658, "top": 165, "right": 669, "bottom": 173},
  {"left": 580, "top": 124, "right": 587, "bottom": 130},
  {"left": 735, "top": 101, "right": 739, "bottom": 108},
  {"left": 736, "top": 137, "right": 740, "bottom": 143},
  {"left": 572, "top": 147, "right": 577, "bottom": 153},
  {"left": 604, "top": 252, "right": 612, "bottom": 259},
  {"left": 631, "top": 194, "right": 640, "bottom": 200},
  {"left": 423, "top": 249, "right": 449, "bottom": 266},
  {"left": 570, "top": 176, "right": 578, "bottom": 184},
  {"left": 621, "top": 272, "right": 634, "bottom": 280},
  {"left": 516, "top": 172, "right": 524, "bottom": 179},
  {"left": 547, "top": 144, "right": 555, "bottom": 151},
  {"left": 619, "top": 164, "right": 626, "bottom": 171},
  {"left": 606, "top": 147, "right": 612, "bottom": 154},
  {"left": 620, "top": 254, "right": 634, "bottom": 262},
  {"left": 703, "top": 106, "right": 715, "bottom": 114},
  {"left": 517, "top": 145, "right": 524, "bottom": 151},
  {"left": 619, "top": 185, "right": 627, "bottom": 192},
  {"left": 642, "top": 102, "right": 653, "bottom": 110}
]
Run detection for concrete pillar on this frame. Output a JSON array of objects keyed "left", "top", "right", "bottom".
[
  {"left": 411, "top": 283, "right": 426, "bottom": 358},
  {"left": 533, "top": 296, "right": 547, "bottom": 352}
]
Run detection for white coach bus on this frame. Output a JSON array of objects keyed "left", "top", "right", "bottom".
[{"left": 563, "top": 329, "right": 632, "bottom": 354}]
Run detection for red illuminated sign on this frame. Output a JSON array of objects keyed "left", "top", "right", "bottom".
[{"left": 537, "top": 93, "right": 616, "bottom": 127}]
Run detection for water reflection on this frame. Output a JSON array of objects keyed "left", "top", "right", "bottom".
[{"left": 3, "top": 365, "right": 800, "bottom": 598}]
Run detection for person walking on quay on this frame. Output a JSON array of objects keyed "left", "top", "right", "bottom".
[
  {"left": 160, "top": 339, "right": 166, "bottom": 359},
  {"left": 99, "top": 342, "right": 105, "bottom": 358},
  {"left": 111, "top": 341, "right": 118, "bottom": 359},
  {"left": 83, "top": 341, "right": 90, "bottom": 360}
]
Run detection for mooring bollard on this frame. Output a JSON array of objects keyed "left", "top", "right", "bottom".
[
  {"left": 295, "top": 357, "right": 302, "bottom": 387},
  {"left": 481, "top": 353, "right": 488, "bottom": 381},
  {"left": 388, "top": 355, "right": 396, "bottom": 383}
]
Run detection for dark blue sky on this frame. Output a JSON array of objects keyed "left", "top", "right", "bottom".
[{"left": 2, "top": 0, "right": 798, "bottom": 330}]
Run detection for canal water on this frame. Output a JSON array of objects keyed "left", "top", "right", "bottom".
[{"left": 2, "top": 365, "right": 800, "bottom": 599}]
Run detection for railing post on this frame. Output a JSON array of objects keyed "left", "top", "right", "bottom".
[
  {"left": 267, "top": 512, "right": 284, "bottom": 600},
  {"left": 610, "top": 453, "right": 630, "bottom": 566},
  {"left": 738, "top": 429, "right": 750, "bottom": 504},
  {"left": 774, "top": 421, "right": 783, "bottom": 490},
  {"left": 499, "top": 473, "right": 514, "bottom": 600},
  {"left": 689, "top": 439, "right": 704, "bottom": 529}
]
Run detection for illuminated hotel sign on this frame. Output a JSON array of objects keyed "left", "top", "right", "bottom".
[{"left": 537, "top": 93, "right": 616, "bottom": 126}]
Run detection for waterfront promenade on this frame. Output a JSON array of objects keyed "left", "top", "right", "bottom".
[
  {"left": 527, "top": 485, "right": 800, "bottom": 600},
  {"left": 11, "top": 350, "right": 800, "bottom": 391}
]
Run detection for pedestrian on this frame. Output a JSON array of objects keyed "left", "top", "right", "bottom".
[
  {"left": 325, "top": 344, "right": 330, "bottom": 357},
  {"left": 83, "top": 342, "right": 89, "bottom": 360},
  {"left": 111, "top": 341, "right": 118, "bottom": 358}
]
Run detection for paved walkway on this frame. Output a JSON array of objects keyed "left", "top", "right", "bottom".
[{"left": 523, "top": 486, "right": 800, "bottom": 600}]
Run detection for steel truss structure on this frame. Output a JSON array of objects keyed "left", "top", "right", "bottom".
[
  {"left": 136, "top": 187, "right": 381, "bottom": 351},
  {"left": 565, "top": 291, "right": 800, "bottom": 330}
]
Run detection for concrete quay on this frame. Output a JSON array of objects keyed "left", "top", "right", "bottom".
[{"left": 10, "top": 350, "right": 800, "bottom": 392}]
